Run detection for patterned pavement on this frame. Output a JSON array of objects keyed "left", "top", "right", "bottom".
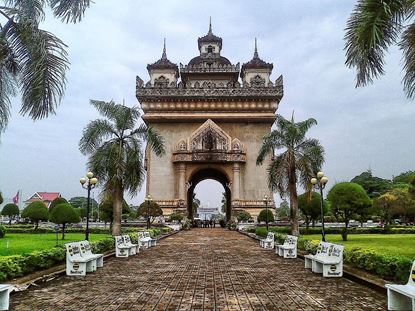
[{"left": 10, "top": 228, "right": 386, "bottom": 310}]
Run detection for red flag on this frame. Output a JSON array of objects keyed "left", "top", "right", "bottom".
[{"left": 12, "top": 191, "right": 19, "bottom": 204}]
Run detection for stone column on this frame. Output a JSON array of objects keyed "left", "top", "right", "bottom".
[
  {"left": 232, "top": 162, "right": 240, "bottom": 200},
  {"left": 178, "top": 163, "right": 186, "bottom": 200}
]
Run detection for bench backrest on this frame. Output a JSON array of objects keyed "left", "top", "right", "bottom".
[
  {"left": 115, "top": 236, "right": 126, "bottom": 248},
  {"left": 122, "top": 235, "right": 132, "bottom": 245},
  {"left": 314, "top": 242, "right": 331, "bottom": 260},
  {"left": 79, "top": 240, "right": 93, "bottom": 257},
  {"left": 266, "top": 232, "right": 274, "bottom": 241},
  {"left": 407, "top": 260, "right": 415, "bottom": 286},
  {"left": 65, "top": 242, "right": 82, "bottom": 260},
  {"left": 138, "top": 232, "right": 145, "bottom": 239},
  {"left": 284, "top": 235, "right": 298, "bottom": 245},
  {"left": 144, "top": 232, "right": 151, "bottom": 239},
  {"left": 327, "top": 243, "right": 344, "bottom": 263}
]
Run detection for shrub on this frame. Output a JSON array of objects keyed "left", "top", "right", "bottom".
[
  {"left": 49, "top": 197, "right": 68, "bottom": 213},
  {"left": 169, "top": 212, "right": 184, "bottom": 223},
  {"left": 236, "top": 210, "right": 252, "bottom": 223},
  {"left": 21, "top": 201, "right": 49, "bottom": 229},
  {"left": 227, "top": 219, "right": 237, "bottom": 230},
  {"left": 257, "top": 209, "right": 275, "bottom": 224},
  {"left": 1, "top": 203, "right": 19, "bottom": 224},
  {"left": 49, "top": 203, "right": 81, "bottom": 240},
  {"left": 0, "top": 225, "right": 6, "bottom": 238}
]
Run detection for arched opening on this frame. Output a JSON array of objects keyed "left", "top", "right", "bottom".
[{"left": 187, "top": 167, "right": 231, "bottom": 222}]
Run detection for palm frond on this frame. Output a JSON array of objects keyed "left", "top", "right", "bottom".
[
  {"left": 6, "top": 21, "right": 69, "bottom": 120},
  {"left": 123, "top": 137, "right": 145, "bottom": 196},
  {"left": 79, "top": 119, "right": 117, "bottom": 155},
  {"left": 345, "top": 0, "right": 406, "bottom": 87},
  {"left": 5, "top": 0, "right": 46, "bottom": 23},
  {"left": 400, "top": 23, "right": 415, "bottom": 98},
  {"left": 296, "top": 138, "right": 325, "bottom": 188},
  {"left": 256, "top": 131, "right": 281, "bottom": 165},
  {"left": 268, "top": 152, "right": 290, "bottom": 197},
  {"left": 49, "top": 0, "right": 91, "bottom": 23}
]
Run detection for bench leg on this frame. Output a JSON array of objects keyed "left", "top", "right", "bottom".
[
  {"left": 96, "top": 257, "right": 104, "bottom": 268},
  {"left": 86, "top": 259, "right": 97, "bottom": 272},
  {"left": 322, "top": 263, "right": 342, "bottom": 277},
  {"left": 387, "top": 288, "right": 412, "bottom": 310},
  {"left": 304, "top": 258, "right": 312, "bottom": 269},
  {"left": 0, "top": 288, "right": 10, "bottom": 311},
  {"left": 66, "top": 261, "right": 86, "bottom": 276},
  {"left": 312, "top": 261, "right": 323, "bottom": 273},
  {"left": 283, "top": 248, "right": 297, "bottom": 259}
]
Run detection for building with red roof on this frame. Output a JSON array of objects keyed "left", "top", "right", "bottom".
[{"left": 24, "top": 192, "right": 61, "bottom": 208}]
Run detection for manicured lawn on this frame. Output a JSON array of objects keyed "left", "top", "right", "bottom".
[
  {"left": 305, "top": 234, "right": 415, "bottom": 258},
  {"left": 0, "top": 233, "right": 112, "bottom": 256}
]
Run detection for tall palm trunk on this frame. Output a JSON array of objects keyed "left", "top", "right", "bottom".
[
  {"left": 289, "top": 163, "right": 299, "bottom": 236},
  {"left": 112, "top": 182, "right": 123, "bottom": 236}
]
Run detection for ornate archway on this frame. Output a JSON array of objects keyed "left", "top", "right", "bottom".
[{"left": 187, "top": 167, "right": 231, "bottom": 221}]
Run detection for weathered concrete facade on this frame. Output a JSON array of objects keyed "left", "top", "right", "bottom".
[{"left": 136, "top": 25, "right": 283, "bottom": 219}]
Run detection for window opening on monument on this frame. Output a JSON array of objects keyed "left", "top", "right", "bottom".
[{"left": 193, "top": 179, "right": 224, "bottom": 221}]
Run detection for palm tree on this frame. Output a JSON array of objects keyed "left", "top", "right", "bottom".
[
  {"left": 0, "top": 0, "right": 92, "bottom": 132},
  {"left": 192, "top": 193, "right": 200, "bottom": 216},
  {"left": 79, "top": 100, "right": 165, "bottom": 236},
  {"left": 256, "top": 114, "right": 325, "bottom": 236},
  {"left": 345, "top": 0, "right": 415, "bottom": 98}
]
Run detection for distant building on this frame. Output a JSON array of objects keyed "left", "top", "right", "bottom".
[
  {"left": 24, "top": 192, "right": 61, "bottom": 208},
  {"left": 196, "top": 205, "right": 221, "bottom": 220}
]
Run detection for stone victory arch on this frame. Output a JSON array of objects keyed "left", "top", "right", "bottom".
[{"left": 136, "top": 24, "right": 283, "bottom": 220}]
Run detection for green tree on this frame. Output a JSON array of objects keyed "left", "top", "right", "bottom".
[
  {"left": 137, "top": 200, "right": 163, "bottom": 229},
  {"left": 169, "top": 212, "right": 184, "bottom": 223},
  {"left": 68, "top": 196, "right": 98, "bottom": 210},
  {"left": 49, "top": 197, "right": 67, "bottom": 213},
  {"left": 98, "top": 197, "right": 130, "bottom": 226},
  {"left": 0, "top": 192, "right": 3, "bottom": 205},
  {"left": 21, "top": 201, "right": 48, "bottom": 229},
  {"left": 79, "top": 100, "right": 165, "bottom": 236},
  {"left": 192, "top": 193, "right": 200, "bottom": 216},
  {"left": 298, "top": 192, "right": 328, "bottom": 231},
  {"left": 374, "top": 191, "right": 397, "bottom": 227},
  {"left": 1, "top": 203, "right": 19, "bottom": 224},
  {"left": 49, "top": 203, "right": 80, "bottom": 240},
  {"left": 0, "top": 0, "right": 92, "bottom": 132},
  {"left": 393, "top": 171, "right": 415, "bottom": 184},
  {"left": 350, "top": 170, "right": 391, "bottom": 198},
  {"left": 256, "top": 114, "right": 325, "bottom": 236},
  {"left": 345, "top": 0, "right": 415, "bottom": 98},
  {"left": 327, "top": 182, "right": 372, "bottom": 241},
  {"left": 257, "top": 209, "right": 275, "bottom": 224},
  {"left": 276, "top": 200, "right": 290, "bottom": 220},
  {"left": 236, "top": 210, "right": 252, "bottom": 223}
]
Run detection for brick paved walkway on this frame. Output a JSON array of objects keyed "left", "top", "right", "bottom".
[{"left": 10, "top": 229, "right": 386, "bottom": 310}]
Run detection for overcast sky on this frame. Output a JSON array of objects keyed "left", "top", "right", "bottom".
[{"left": 0, "top": 0, "right": 414, "bottom": 208}]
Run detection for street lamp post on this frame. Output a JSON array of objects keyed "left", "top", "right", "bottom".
[
  {"left": 80, "top": 172, "right": 98, "bottom": 241},
  {"left": 263, "top": 195, "right": 269, "bottom": 231},
  {"left": 145, "top": 194, "right": 152, "bottom": 229},
  {"left": 310, "top": 171, "right": 329, "bottom": 242}
]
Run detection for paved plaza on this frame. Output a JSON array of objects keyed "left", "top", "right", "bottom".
[{"left": 10, "top": 229, "right": 386, "bottom": 310}]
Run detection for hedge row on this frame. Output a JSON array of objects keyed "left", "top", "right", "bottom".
[
  {"left": 3, "top": 226, "right": 172, "bottom": 235},
  {"left": 252, "top": 228, "right": 413, "bottom": 282},
  {"left": 0, "top": 237, "right": 114, "bottom": 282},
  {"left": 249, "top": 226, "right": 415, "bottom": 235},
  {"left": 0, "top": 228, "right": 169, "bottom": 282}
]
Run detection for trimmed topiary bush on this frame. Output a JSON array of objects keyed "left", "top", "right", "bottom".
[
  {"left": 21, "top": 201, "right": 49, "bottom": 229},
  {"left": 49, "top": 203, "right": 80, "bottom": 240},
  {"left": 257, "top": 209, "right": 275, "bottom": 224},
  {"left": 1, "top": 203, "right": 19, "bottom": 225}
]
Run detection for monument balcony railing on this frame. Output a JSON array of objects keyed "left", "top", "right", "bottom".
[
  {"left": 172, "top": 149, "right": 246, "bottom": 163},
  {"left": 179, "top": 63, "right": 240, "bottom": 74}
]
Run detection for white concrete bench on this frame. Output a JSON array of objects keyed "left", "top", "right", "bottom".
[
  {"left": 386, "top": 260, "right": 415, "bottom": 310},
  {"left": 309, "top": 242, "right": 344, "bottom": 277},
  {"left": 138, "top": 232, "right": 151, "bottom": 248},
  {"left": 259, "top": 232, "right": 275, "bottom": 249},
  {"left": 275, "top": 235, "right": 298, "bottom": 258},
  {"left": 122, "top": 235, "right": 140, "bottom": 254},
  {"left": 144, "top": 231, "right": 157, "bottom": 247},
  {"left": 304, "top": 242, "right": 330, "bottom": 269},
  {"left": 115, "top": 236, "right": 135, "bottom": 257},
  {"left": 0, "top": 284, "right": 13, "bottom": 311},
  {"left": 65, "top": 242, "right": 97, "bottom": 276},
  {"left": 79, "top": 241, "right": 104, "bottom": 268}
]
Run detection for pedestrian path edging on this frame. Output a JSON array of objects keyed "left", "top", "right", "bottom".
[
  {"left": 237, "top": 230, "right": 387, "bottom": 295},
  {"left": 9, "top": 230, "right": 181, "bottom": 293}
]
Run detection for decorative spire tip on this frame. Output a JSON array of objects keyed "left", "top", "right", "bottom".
[
  {"left": 208, "top": 16, "right": 212, "bottom": 34},
  {"left": 254, "top": 38, "right": 259, "bottom": 58},
  {"left": 162, "top": 38, "right": 167, "bottom": 59}
]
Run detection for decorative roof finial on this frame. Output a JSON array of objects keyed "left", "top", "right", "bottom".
[
  {"left": 254, "top": 38, "right": 259, "bottom": 59},
  {"left": 161, "top": 38, "right": 167, "bottom": 59},
  {"left": 208, "top": 16, "right": 212, "bottom": 34}
]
